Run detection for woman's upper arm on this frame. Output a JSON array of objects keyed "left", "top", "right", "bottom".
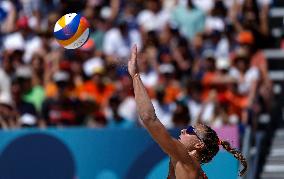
[{"left": 143, "top": 119, "right": 194, "bottom": 164}]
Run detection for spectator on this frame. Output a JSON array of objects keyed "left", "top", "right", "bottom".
[
  {"left": 152, "top": 89, "right": 175, "bottom": 128},
  {"left": 41, "top": 71, "right": 85, "bottom": 126},
  {"left": 204, "top": 1, "right": 227, "bottom": 34},
  {"left": 171, "top": 0, "right": 205, "bottom": 40},
  {"left": 158, "top": 63, "right": 182, "bottom": 104},
  {"left": 230, "top": 0, "right": 270, "bottom": 49},
  {"left": 3, "top": 16, "right": 42, "bottom": 63},
  {"left": 192, "top": 0, "right": 214, "bottom": 13},
  {"left": 172, "top": 101, "right": 191, "bottom": 128},
  {"left": 85, "top": 100, "right": 108, "bottom": 128},
  {"left": 31, "top": 53, "right": 45, "bottom": 86},
  {"left": 171, "top": 36, "right": 193, "bottom": 78},
  {"left": 201, "top": 51, "right": 218, "bottom": 99},
  {"left": 137, "top": 0, "right": 170, "bottom": 32},
  {"left": 0, "top": 51, "right": 13, "bottom": 105},
  {"left": 116, "top": 76, "right": 138, "bottom": 123},
  {"left": 15, "top": 65, "right": 45, "bottom": 112},
  {"left": 203, "top": 30, "right": 230, "bottom": 60},
  {"left": 77, "top": 57, "right": 115, "bottom": 107},
  {"left": 103, "top": 20, "right": 141, "bottom": 63},
  {"left": 229, "top": 48, "right": 259, "bottom": 124},
  {"left": 106, "top": 95, "right": 135, "bottom": 128},
  {"left": 186, "top": 81, "right": 205, "bottom": 125},
  {"left": 121, "top": 2, "right": 139, "bottom": 31},
  {"left": 11, "top": 77, "right": 38, "bottom": 127},
  {"left": 0, "top": 96, "right": 18, "bottom": 129},
  {"left": 88, "top": 17, "right": 107, "bottom": 52},
  {"left": 203, "top": 102, "right": 238, "bottom": 128},
  {"left": 236, "top": 31, "right": 272, "bottom": 111},
  {"left": 138, "top": 48, "right": 159, "bottom": 89}
]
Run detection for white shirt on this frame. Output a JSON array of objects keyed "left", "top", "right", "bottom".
[
  {"left": 229, "top": 67, "right": 259, "bottom": 94},
  {"left": 187, "top": 100, "right": 215, "bottom": 125},
  {"left": 205, "top": 16, "right": 225, "bottom": 32},
  {"left": 215, "top": 37, "right": 230, "bottom": 59},
  {"left": 178, "top": 0, "right": 214, "bottom": 13},
  {"left": 103, "top": 28, "right": 141, "bottom": 60},
  {"left": 3, "top": 32, "right": 42, "bottom": 63},
  {"left": 137, "top": 9, "right": 170, "bottom": 32},
  {"left": 163, "top": 0, "right": 177, "bottom": 12},
  {"left": 152, "top": 99, "right": 174, "bottom": 128},
  {"left": 118, "top": 96, "right": 138, "bottom": 122},
  {"left": 140, "top": 71, "right": 158, "bottom": 88},
  {"left": 193, "top": 0, "right": 214, "bottom": 13},
  {"left": 0, "top": 68, "right": 11, "bottom": 105}
]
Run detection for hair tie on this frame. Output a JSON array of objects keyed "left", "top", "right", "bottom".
[{"left": 218, "top": 140, "right": 222, "bottom": 146}]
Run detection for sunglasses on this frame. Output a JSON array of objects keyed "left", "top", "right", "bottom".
[{"left": 186, "top": 126, "right": 203, "bottom": 142}]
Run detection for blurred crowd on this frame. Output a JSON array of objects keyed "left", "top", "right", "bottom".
[{"left": 0, "top": 0, "right": 274, "bottom": 131}]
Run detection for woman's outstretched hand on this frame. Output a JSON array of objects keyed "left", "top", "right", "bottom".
[{"left": 128, "top": 44, "right": 139, "bottom": 78}]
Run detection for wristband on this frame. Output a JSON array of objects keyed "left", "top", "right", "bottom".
[{"left": 133, "top": 73, "right": 139, "bottom": 78}]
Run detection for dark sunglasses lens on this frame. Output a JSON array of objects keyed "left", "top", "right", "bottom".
[{"left": 186, "top": 126, "right": 194, "bottom": 134}]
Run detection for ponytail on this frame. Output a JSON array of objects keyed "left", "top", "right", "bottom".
[
  {"left": 195, "top": 123, "right": 248, "bottom": 177},
  {"left": 219, "top": 140, "right": 248, "bottom": 176}
]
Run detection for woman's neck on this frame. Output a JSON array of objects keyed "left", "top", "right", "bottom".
[{"left": 188, "top": 149, "right": 201, "bottom": 163}]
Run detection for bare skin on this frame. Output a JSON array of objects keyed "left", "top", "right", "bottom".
[{"left": 128, "top": 45, "right": 206, "bottom": 179}]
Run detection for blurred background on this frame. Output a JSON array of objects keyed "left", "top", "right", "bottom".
[{"left": 0, "top": 0, "right": 283, "bottom": 179}]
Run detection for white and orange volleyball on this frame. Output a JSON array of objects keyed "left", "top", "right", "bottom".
[{"left": 54, "top": 13, "right": 90, "bottom": 49}]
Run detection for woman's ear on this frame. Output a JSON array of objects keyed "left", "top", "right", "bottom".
[{"left": 194, "top": 142, "right": 205, "bottom": 151}]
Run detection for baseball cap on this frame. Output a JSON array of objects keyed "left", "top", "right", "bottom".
[{"left": 83, "top": 57, "right": 105, "bottom": 77}]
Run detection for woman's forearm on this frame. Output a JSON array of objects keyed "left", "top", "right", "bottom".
[{"left": 132, "top": 74, "right": 157, "bottom": 123}]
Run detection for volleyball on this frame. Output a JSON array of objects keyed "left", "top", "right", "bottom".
[{"left": 54, "top": 13, "right": 90, "bottom": 49}]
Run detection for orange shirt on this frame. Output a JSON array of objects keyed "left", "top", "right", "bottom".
[
  {"left": 224, "top": 90, "right": 249, "bottom": 116},
  {"left": 45, "top": 82, "right": 77, "bottom": 98},
  {"left": 164, "top": 84, "right": 181, "bottom": 104},
  {"left": 76, "top": 81, "right": 115, "bottom": 106},
  {"left": 201, "top": 72, "right": 217, "bottom": 100},
  {"left": 45, "top": 82, "right": 57, "bottom": 98}
]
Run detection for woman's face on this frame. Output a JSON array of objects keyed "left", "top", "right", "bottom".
[{"left": 179, "top": 124, "right": 205, "bottom": 150}]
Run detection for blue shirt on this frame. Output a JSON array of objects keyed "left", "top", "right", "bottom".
[{"left": 171, "top": 5, "right": 205, "bottom": 40}]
